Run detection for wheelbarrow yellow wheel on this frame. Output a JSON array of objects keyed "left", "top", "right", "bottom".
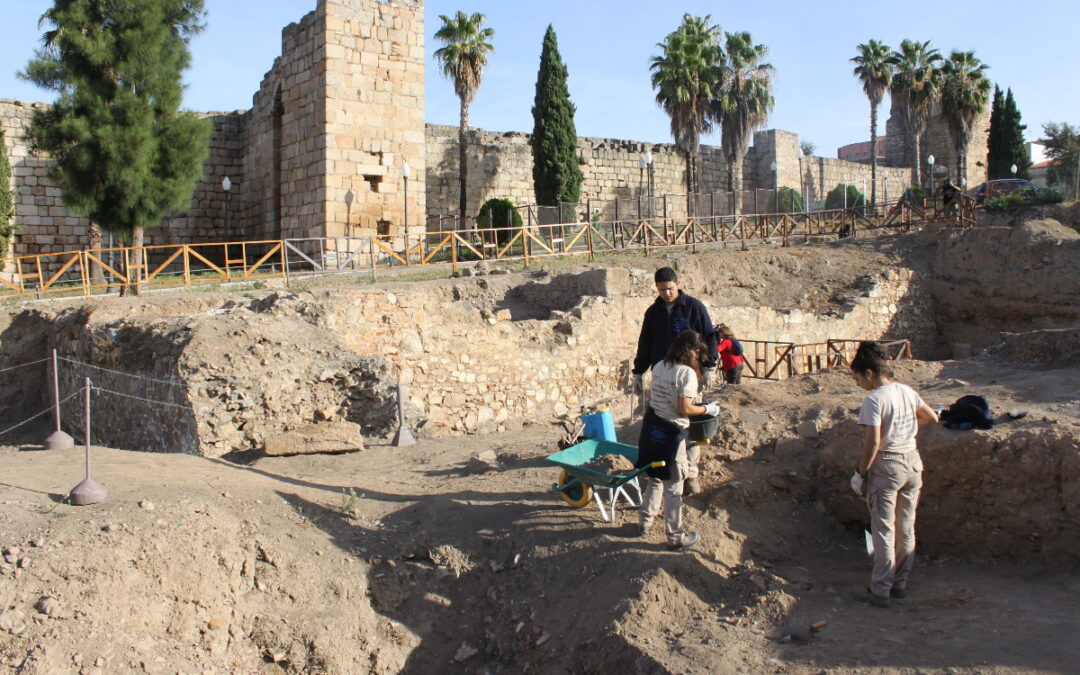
[{"left": 557, "top": 470, "right": 593, "bottom": 508}]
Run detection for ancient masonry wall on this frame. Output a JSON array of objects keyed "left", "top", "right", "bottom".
[
  {"left": 325, "top": 267, "right": 934, "bottom": 433},
  {"left": 423, "top": 126, "right": 914, "bottom": 225},
  {"left": 1, "top": 99, "right": 245, "bottom": 255},
  {"left": 1, "top": 0, "right": 426, "bottom": 255},
  {"left": 886, "top": 96, "right": 991, "bottom": 189}
]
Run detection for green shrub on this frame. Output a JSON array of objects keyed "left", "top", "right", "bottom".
[
  {"left": 1032, "top": 187, "right": 1064, "bottom": 205},
  {"left": 900, "top": 186, "right": 928, "bottom": 204},
  {"left": 476, "top": 198, "right": 523, "bottom": 246},
  {"left": 985, "top": 191, "right": 1028, "bottom": 212},
  {"left": 767, "top": 187, "right": 804, "bottom": 213},
  {"left": 825, "top": 183, "right": 867, "bottom": 212}
]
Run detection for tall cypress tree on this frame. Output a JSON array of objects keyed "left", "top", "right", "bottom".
[
  {"left": 988, "top": 86, "right": 1030, "bottom": 179},
  {"left": 1003, "top": 89, "right": 1031, "bottom": 178},
  {"left": 20, "top": 0, "right": 210, "bottom": 292},
  {"left": 0, "top": 129, "right": 15, "bottom": 260},
  {"left": 530, "top": 25, "right": 582, "bottom": 219},
  {"left": 986, "top": 86, "right": 1006, "bottom": 178}
]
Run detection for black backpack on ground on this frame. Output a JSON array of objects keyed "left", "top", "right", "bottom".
[{"left": 940, "top": 395, "right": 994, "bottom": 429}]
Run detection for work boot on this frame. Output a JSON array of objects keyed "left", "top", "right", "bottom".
[
  {"left": 667, "top": 532, "right": 701, "bottom": 551},
  {"left": 683, "top": 478, "right": 701, "bottom": 496},
  {"left": 853, "top": 589, "right": 892, "bottom": 609},
  {"left": 889, "top": 587, "right": 908, "bottom": 599},
  {"left": 636, "top": 521, "right": 651, "bottom": 537}
]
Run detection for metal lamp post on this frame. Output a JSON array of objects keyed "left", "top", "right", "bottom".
[
  {"left": 402, "top": 160, "right": 410, "bottom": 235},
  {"left": 926, "top": 154, "right": 936, "bottom": 205},
  {"left": 769, "top": 161, "right": 778, "bottom": 212},
  {"left": 883, "top": 169, "right": 889, "bottom": 207},
  {"left": 221, "top": 176, "right": 232, "bottom": 239}
]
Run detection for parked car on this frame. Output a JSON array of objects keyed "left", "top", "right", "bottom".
[{"left": 968, "top": 178, "right": 1040, "bottom": 204}]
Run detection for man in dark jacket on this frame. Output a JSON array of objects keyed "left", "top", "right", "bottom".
[
  {"left": 632, "top": 267, "right": 718, "bottom": 386},
  {"left": 631, "top": 267, "right": 717, "bottom": 495}
]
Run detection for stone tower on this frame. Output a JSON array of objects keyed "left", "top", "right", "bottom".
[
  {"left": 243, "top": 0, "right": 425, "bottom": 240},
  {"left": 884, "top": 96, "right": 990, "bottom": 191}
]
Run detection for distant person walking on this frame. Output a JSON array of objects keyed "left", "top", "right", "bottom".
[
  {"left": 715, "top": 324, "right": 746, "bottom": 384},
  {"left": 941, "top": 178, "right": 960, "bottom": 215},
  {"left": 632, "top": 266, "right": 717, "bottom": 495},
  {"left": 635, "top": 330, "right": 718, "bottom": 550},
  {"left": 848, "top": 341, "right": 938, "bottom": 608}
]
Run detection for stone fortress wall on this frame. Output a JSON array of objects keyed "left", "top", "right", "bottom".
[{"left": 2, "top": 0, "right": 978, "bottom": 262}]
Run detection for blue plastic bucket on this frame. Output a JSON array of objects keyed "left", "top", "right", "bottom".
[{"left": 581, "top": 408, "right": 617, "bottom": 442}]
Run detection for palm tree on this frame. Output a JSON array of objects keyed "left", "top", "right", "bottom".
[
  {"left": 941, "top": 50, "right": 991, "bottom": 186},
  {"left": 649, "top": 14, "right": 723, "bottom": 214},
  {"left": 433, "top": 11, "right": 495, "bottom": 229},
  {"left": 851, "top": 40, "right": 893, "bottom": 207},
  {"left": 715, "top": 31, "right": 774, "bottom": 196},
  {"left": 889, "top": 39, "right": 942, "bottom": 189}
]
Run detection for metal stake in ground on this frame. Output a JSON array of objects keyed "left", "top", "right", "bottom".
[
  {"left": 69, "top": 377, "right": 107, "bottom": 506},
  {"left": 392, "top": 381, "right": 416, "bottom": 447},
  {"left": 45, "top": 349, "right": 74, "bottom": 450}
]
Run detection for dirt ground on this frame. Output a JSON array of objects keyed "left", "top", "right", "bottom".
[
  {"left": 2, "top": 349, "right": 1078, "bottom": 675},
  {"left": 3, "top": 206, "right": 1080, "bottom": 674}
]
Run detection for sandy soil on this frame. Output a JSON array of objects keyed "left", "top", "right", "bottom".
[{"left": 2, "top": 351, "right": 1078, "bottom": 675}]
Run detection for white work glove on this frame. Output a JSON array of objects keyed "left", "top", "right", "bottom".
[
  {"left": 850, "top": 471, "right": 865, "bottom": 496},
  {"left": 702, "top": 402, "right": 721, "bottom": 417},
  {"left": 702, "top": 367, "right": 716, "bottom": 389},
  {"left": 632, "top": 373, "right": 643, "bottom": 395}
]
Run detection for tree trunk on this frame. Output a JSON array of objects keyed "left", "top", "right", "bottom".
[
  {"left": 869, "top": 102, "right": 878, "bottom": 207},
  {"left": 120, "top": 226, "right": 144, "bottom": 297},
  {"left": 88, "top": 223, "right": 104, "bottom": 288},
  {"left": 458, "top": 98, "right": 469, "bottom": 231},
  {"left": 912, "top": 131, "right": 923, "bottom": 192},
  {"left": 685, "top": 149, "right": 695, "bottom": 218}
]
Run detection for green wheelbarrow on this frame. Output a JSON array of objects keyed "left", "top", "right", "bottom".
[{"left": 546, "top": 438, "right": 665, "bottom": 523}]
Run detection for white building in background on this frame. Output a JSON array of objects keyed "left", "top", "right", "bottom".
[{"left": 1028, "top": 141, "right": 1050, "bottom": 186}]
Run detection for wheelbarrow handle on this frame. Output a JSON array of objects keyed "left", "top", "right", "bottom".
[{"left": 649, "top": 461, "right": 666, "bottom": 469}]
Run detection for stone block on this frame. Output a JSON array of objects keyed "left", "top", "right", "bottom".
[{"left": 263, "top": 421, "right": 364, "bottom": 456}]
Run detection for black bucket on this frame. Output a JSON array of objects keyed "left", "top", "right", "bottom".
[{"left": 687, "top": 413, "right": 718, "bottom": 442}]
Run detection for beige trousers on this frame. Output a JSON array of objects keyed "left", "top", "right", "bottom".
[
  {"left": 685, "top": 442, "right": 700, "bottom": 480},
  {"left": 867, "top": 451, "right": 923, "bottom": 598},
  {"left": 640, "top": 440, "right": 689, "bottom": 544}
]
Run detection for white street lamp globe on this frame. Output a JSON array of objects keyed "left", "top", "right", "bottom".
[
  {"left": 222, "top": 176, "right": 232, "bottom": 192},
  {"left": 927, "top": 154, "right": 935, "bottom": 166},
  {"left": 645, "top": 151, "right": 653, "bottom": 166},
  {"left": 402, "top": 160, "right": 410, "bottom": 179}
]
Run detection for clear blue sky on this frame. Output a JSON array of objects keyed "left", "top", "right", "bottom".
[{"left": 2, "top": 0, "right": 1076, "bottom": 157}]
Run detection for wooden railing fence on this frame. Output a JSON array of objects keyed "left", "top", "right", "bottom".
[{"left": 0, "top": 196, "right": 976, "bottom": 302}]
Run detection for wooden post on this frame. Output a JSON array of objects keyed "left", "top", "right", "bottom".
[
  {"left": 451, "top": 231, "right": 458, "bottom": 274},
  {"left": 585, "top": 217, "right": 595, "bottom": 262}
]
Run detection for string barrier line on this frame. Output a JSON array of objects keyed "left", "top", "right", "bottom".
[
  {"left": 0, "top": 391, "right": 81, "bottom": 440},
  {"left": 0, "top": 358, "right": 50, "bottom": 376}
]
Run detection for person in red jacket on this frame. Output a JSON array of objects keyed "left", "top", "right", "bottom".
[{"left": 716, "top": 324, "right": 745, "bottom": 384}]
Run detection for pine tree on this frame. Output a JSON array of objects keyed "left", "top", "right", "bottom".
[
  {"left": 988, "top": 86, "right": 1030, "bottom": 179},
  {"left": 530, "top": 25, "right": 582, "bottom": 219},
  {"left": 20, "top": 0, "right": 211, "bottom": 293},
  {"left": 0, "top": 129, "right": 15, "bottom": 260}
]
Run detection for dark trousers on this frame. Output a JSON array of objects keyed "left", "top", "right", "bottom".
[{"left": 723, "top": 363, "right": 744, "bottom": 384}]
